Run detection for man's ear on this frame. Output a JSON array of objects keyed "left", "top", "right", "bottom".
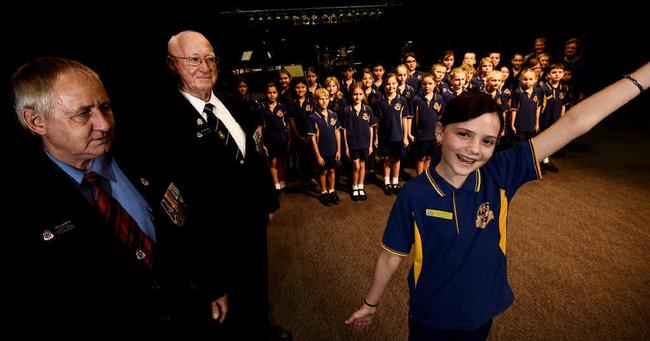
[
  {"left": 166, "top": 56, "right": 177, "bottom": 72},
  {"left": 22, "top": 109, "right": 46, "bottom": 135}
]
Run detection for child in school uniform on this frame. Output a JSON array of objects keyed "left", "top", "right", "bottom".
[
  {"left": 404, "top": 52, "right": 424, "bottom": 93},
  {"left": 309, "top": 88, "right": 342, "bottom": 206},
  {"left": 305, "top": 66, "right": 323, "bottom": 96},
  {"left": 362, "top": 68, "right": 384, "bottom": 183},
  {"left": 287, "top": 77, "right": 316, "bottom": 185},
  {"left": 259, "top": 82, "right": 289, "bottom": 193},
  {"left": 442, "top": 67, "right": 467, "bottom": 110},
  {"left": 539, "top": 63, "right": 569, "bottom": 173},
  {"left": 346, "top": 63, "right": 650, "bottom": 340},
  {"left": 410, "top": 73, "right": 443, "bottom": 175},
  {"left": 372, "top": 63, "right": 386, "bottom": 92},
  {"left": 376, "top": 73, "right": 411, "bottom": 195},
  {"left": 395, "top": 64, "right": 417, "bottom": 102},
  {"left": 471, "top": 57, "right": 495, "bottom": 92},
  {"left": 277, "top": 69, "right": 292, "bottom": 105},
  {"left": 341, "top": 82, "right": 377, "bottom": 201},
  {"left": 510, "top": 69, "right": 542, "bottom": 143},
  {"left": 431, "top": 63, "right": 449, "bottom": 94}
]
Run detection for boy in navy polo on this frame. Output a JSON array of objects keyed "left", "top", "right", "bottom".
[
  {"left": 308, "top": 88, "right": 342, "bottom": 206},
  {"left": 539, "top": 63, "right": 568, "bottom": 173},
  {"left": 346, "top": 62, "right": 650, "bottom": 339}
]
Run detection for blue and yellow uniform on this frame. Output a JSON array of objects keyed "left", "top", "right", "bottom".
[
  {"left": 510, "top": 87, "right": 542, "bottom": 140},
  {"left": 341, "top": 104, "right": 377, "bottom": 160},
  {"left": 259, "top": 102, "right": 289, "bottom": 158},
  {"left": 308, "top": 109, "right": 341, "bottom": 161},
  {"left": 382, "top": 140, "right": 543, "bottom": 330},
  {"left": 539, "top": 82, "right": 568, "bottom": 131},
  {"left": 377, "top": 94, "right": 410, "bottom": 157},
  {"left": 410, "top": 93, "right": 443, "bottom": 159}
]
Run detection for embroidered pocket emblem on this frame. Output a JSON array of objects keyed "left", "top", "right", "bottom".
[{"left": 475, "top": 202, "right": 494, "bottom": 229}]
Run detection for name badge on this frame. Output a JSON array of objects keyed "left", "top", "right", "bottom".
[
  {"left": 425, "top": 209, "right": 453, "bottom": 220},
  {"left": 42, "top": 220, "right": 77, "bottom": 241},
  {"left": 161, "top": 182, "right": 186, "bottom": 227}
]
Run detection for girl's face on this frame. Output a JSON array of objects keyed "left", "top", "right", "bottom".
[
  {"left": 306, "top": 71, "right": 317, "bottom": 86},
  {"left": 443, "top": 54, "right": 455, "bottom": 68},
  {"left": 486, "top": 75, "right": 502, "bottom": 92},
  {"left": 405, "top": 56, "right": 417, "bottom": 71},
  {"left": 265, "top": 87, "right": 278, "bottom": 102},
  {"left": 420, "top": 76, "right": 435, "bottom": 95},
  {"left": 511, "top": 55, "right": 524, "bottom": 69},
  {"left": 463, "top": 53, "right": 476, "bottom": 66},
  {"left": 295, "top": 83, "right": 307, "bottom": 98},
  {"left": 326, "top": 81, "right": 339, "bottom": 96},
  {"left": 500, "top": 66, "right": 510, "bottom": 80},
  {"left": 395, "top": 67, "right": 407, "bottom": 85},
  {"left": 433, "top": 66, "right": 446, "bottom": 81},
  {"left": 279, "top": 73, "right": 291, "bottom": 89},
  {"left": 480, "top": 62, "right": 494, "bottom": 74},
  {"left": 351, "top": 87, "right": 364, "bottom": 104},
  {"left": 237, "top": 82, "right": 248, "bottom": 96},
  {"left": 489, "top": 53, "right": 501, "bottom": 67},
  {"left": 384, "top": 76, "right": 397, "bottom": 96},
  {"left": 362, "top": 72, "right": 373, "bottom": 88},
  {"left": 521, "top": 71, "right": 537, "bottom": 89},
  {"left": 435, "top": 113, "right": 500, "bottom": 187},
  {"left": 539, "top": 56, "right": 550, "bottom": 68},
  {"left": 451, "top": 73, "right": 466, "bottom": 90}
]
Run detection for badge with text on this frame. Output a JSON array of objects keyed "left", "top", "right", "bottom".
[
  {"left": 42, "top": 220, "right": 77, "bottom": 241},
  {"left": 161, "top": 182, "right": 186, "bottom": 227},
  {"left": 475, "top": 202, "right": 494, "bottom": 229}
]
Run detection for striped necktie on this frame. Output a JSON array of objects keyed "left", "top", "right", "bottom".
[
  {"left": 204, "top": 103, "right": 244, "bottom": 163},
  {"left": 83, "top": 171, "right": 154, "bottom": 268}
]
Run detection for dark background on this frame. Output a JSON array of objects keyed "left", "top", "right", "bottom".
[{"left": 3, "top": 2, "right": 648, "bottom": 147}]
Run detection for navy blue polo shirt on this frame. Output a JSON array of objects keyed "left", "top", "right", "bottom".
[
  {"left": 366, "top": 88, "right": 384, "bottom": 113},
  {"left": 540, "top": 82, "right": 568, "bottom": 129},
  {"left": 328, "top": 96, "right": 348, "bottom": 115},
  {"left": 260, "top": 102, "right": 289, "bottom": 145},
  {"left": 307, "top": 109, "right": 341, "bottom": 157},
  {"left": 511, "top": 87, "right": 542, "bottom": 133},
  {"left": 341, "top": 104, "right": 377, "bottom": 150},
  {"left": 411, "top": 94, "right": 442, "bottom": 141},
  {"left": 399, "top": 83, "right": 417, "bottom": 101},
  {"left": 377, "top": 94, "right": 410, "bottom": 142},
  {"left": 407, "top": 70, "right": 424, "bottom": 93},
  {"left": 382, "top": 140, "right": 543, "bottom": 330},
  {"left": 288, "top": 97, "right": 315, "bottom": 136}
]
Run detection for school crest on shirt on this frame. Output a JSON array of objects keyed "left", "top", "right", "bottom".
[
  {"left": 504, "top": 88, "right": 512, "bottom": 95},
  {"left": 475, "top": 202, "right": 494, "bottom": 229},
  {"left": 330, "top": 117, "right": 337, "bottom": 126},
  {"left": 305, "top": 104, "right": 312, "bottom": 112},
  {"left": 394, "top": 102, "right": 402, "bottom": 111},
  {"left": 532, "top": 95, "right": 538, "bottom": 103},
  {"left": 559, "top": 92, "right": 565, "bottom": 100},
  {"left": 362, "top": 112, "right": 369, "bottom": 121},
  {"left": 276, "top": 109, "right": 285, "bottom": 118},
  {"left": 433, "top": 102, "right": 441, "bottom": 112}
]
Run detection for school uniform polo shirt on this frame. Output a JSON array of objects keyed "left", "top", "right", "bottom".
[
  {"left": 511, "top": 87, "right": 542, "bottom": 133},
  {"left": 540, "top": 82, "right": 569, "bottom": 126},
  {"left": 411, "top": 94, "right": 442, "bottom": 141},
  {"left": 377, "top": 94, "right": 410, "bottom": 142},
  {"left": 260, "top": 102, "right": 289, "bottom": 145},
  {"left": 382, "top": 140, "right": 543, "bottom": 330},
  {"left": 341, "top": 105, "right": 377, "bottom": 150},
  {"left": 307, "top": 110, "right": 341, "bottom": 157}
]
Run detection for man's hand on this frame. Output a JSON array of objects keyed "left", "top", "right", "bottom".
[{"left": 211, "top": 294, "right": 228, "bottom": 323}]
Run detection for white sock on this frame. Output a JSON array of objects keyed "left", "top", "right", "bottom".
[
  {"left": 359, "top": 184, "right": 364, "bottom": 189},
  {"left": 275, "top": 183, "right": 281, "bottom": 190},
  {"left": 352, "top": 185, "right": 359, "bottom": 190},
  {"left": 392, "top": 177, "right": 399, "bottom": 185},
  {"left": 384, "top": 177, "right": 391, "bottom": 185},
  {"left": 321, "top": 191, "right": 327, "bottom": 195},
  {"left": 279, "top": 182, "right": 286, "bottom": 188},
  {"left": 543, "top": 157, "right": 550, "bottom": 163},
  {"left": 328, "top": 189, "right": 335, "bottom": 193}
]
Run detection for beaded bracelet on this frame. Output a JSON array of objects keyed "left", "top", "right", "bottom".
[
  {"left": 623, "top": 74, "right": 644, "bottom": 93},
  {"left": 363, "top": 298, "right": 378, "bottom": 308}
]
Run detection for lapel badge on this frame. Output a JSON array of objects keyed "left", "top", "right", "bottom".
[
  {"left": 196, "top": 132, "right": 203, "bottom": 138},
  {"left": 197, "top": 118, "right": 205, "bottom": 126},
  {"left": 475, "top": 202, "right": 495, "bottom": 229},
  {"left": 218, "top": 130, "right": 226, "bottom": 139},
  {"left": 42, "top": 229, "right": 54, "bottom": 241},
  {"left": 140, "top": 177, "right": 150, "bottom": 186},
  {"left": 135, "top": 249, "right": 146, "bottom": 260}
]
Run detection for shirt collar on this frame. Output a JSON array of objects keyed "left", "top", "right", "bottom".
[
  {"left": 180, "top": 90, "right": 217, "bottom": 114},
  {"left": 45, "top": 150, "right": 115, "bottom": 185},
  {"left": 424, "top": 164, "right": 481, "bottom": 197}
]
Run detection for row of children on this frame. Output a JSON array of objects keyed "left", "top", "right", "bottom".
[{"left": 235, "top": 49, "right": 578, "bottom": 205}]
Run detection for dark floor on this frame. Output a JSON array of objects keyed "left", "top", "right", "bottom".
[{"left": 267, "top": 111, "right": 650, "bottom": 340}]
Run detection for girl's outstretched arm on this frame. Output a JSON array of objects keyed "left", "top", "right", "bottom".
[{"left": 533, "top": 62, "right": 649, "bottom": 161}]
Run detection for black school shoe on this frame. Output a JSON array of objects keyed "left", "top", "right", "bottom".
[
  {"left": 545, "top": 162, "right": 559, "bottom": 173},
  {"left": 359, "top": 188, "right": 367, "bottom": 201},
  {"left": 351, "top": 189, "right": 360, "bottom": 201},
  {"left": 320, "top": 193, "right": 332, "bottom": 206},
  {"left": 330, "top": 191, "right": 340, "bottom": 204},
  {"left": 392, "top": 183, "right": 401, "bottom": 193},
  {"left": 383, "top": 184, "right": 393, "bottom": 195}
]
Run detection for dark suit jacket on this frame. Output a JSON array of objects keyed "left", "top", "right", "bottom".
[
  {"left": 6, "top": 147, "right": 206, "bottom": 324},
  {"left": 130, "top": 87, "right": 278, "bottom": 303}
]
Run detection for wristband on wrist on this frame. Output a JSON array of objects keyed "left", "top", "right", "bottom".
[
  {"left": 623, "top": 74, "right": 644, "bottom": 93},
  {"left": 363, "top": 298, "right": 378, "bottom": 308}
]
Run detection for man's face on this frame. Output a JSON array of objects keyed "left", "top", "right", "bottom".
[
  {"left": 169, "top": 32, "right": 217, "bottom": 98},
  {"left": 40, "top": 71, "right": 114, "bottom": 168}
]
